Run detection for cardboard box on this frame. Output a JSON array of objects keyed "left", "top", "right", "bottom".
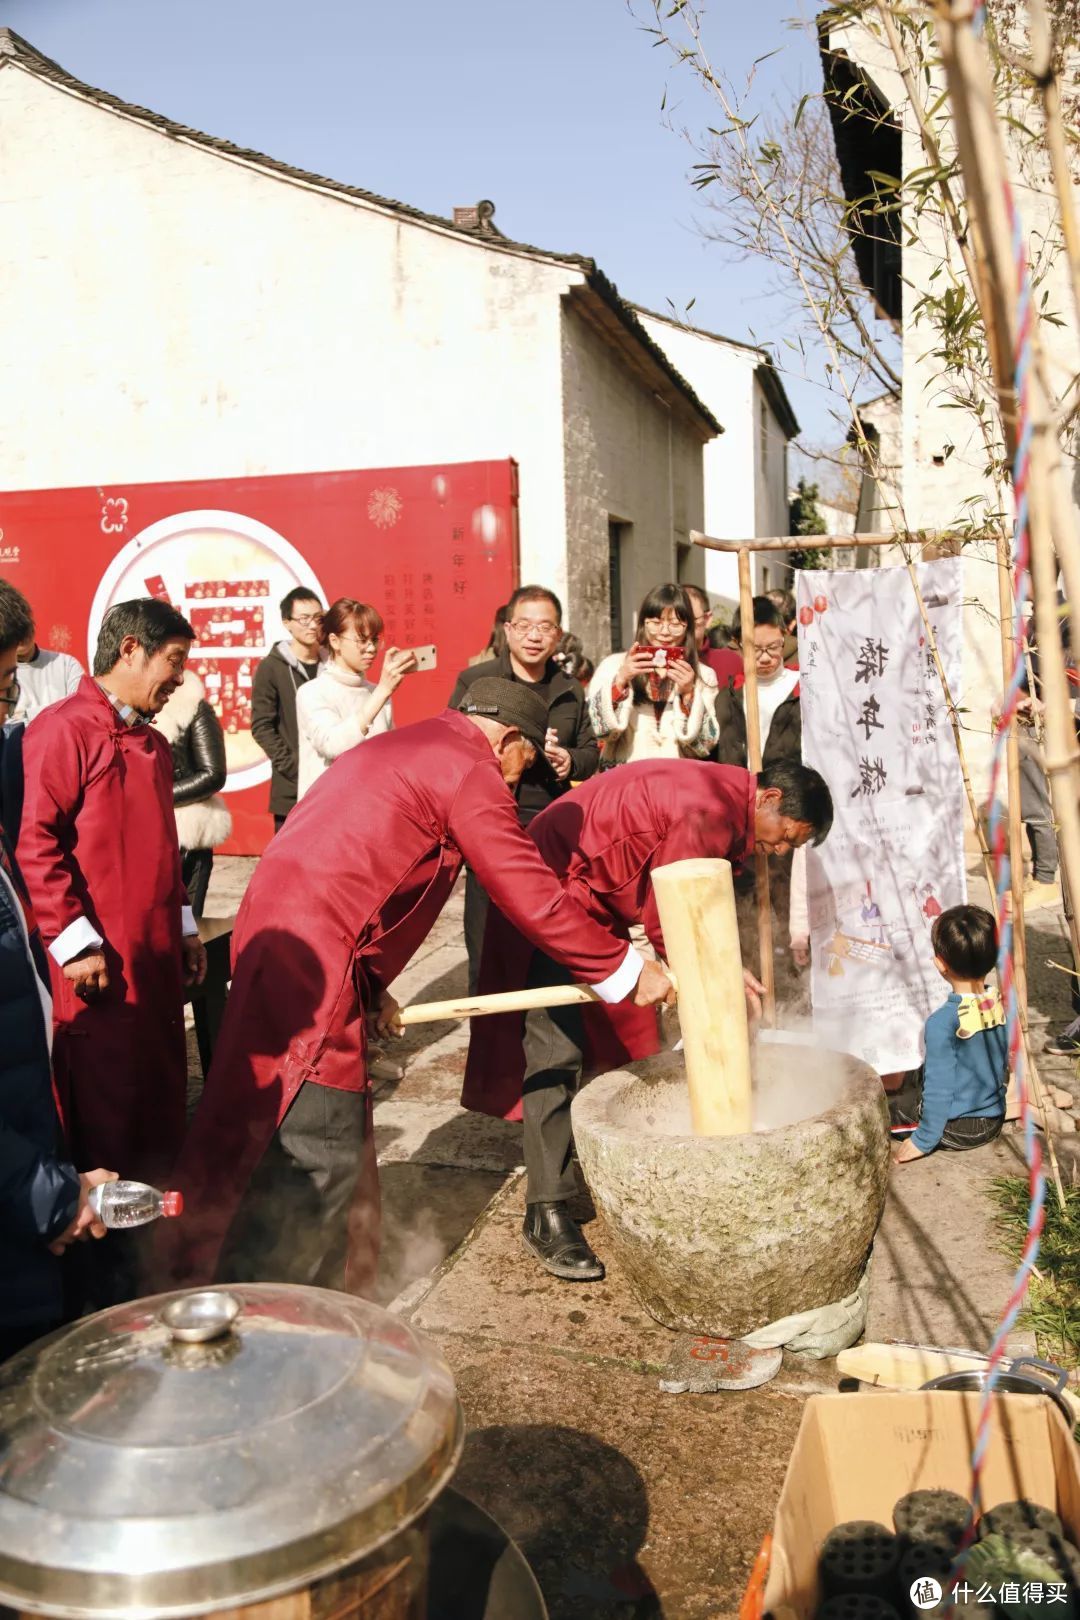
[{"left": 761, "top": 1393, "right": 1080, "bottom": 1619}]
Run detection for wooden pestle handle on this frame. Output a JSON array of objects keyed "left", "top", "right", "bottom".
[{"left": 398, "top": 972, "right": 678, "bottom": 1027}]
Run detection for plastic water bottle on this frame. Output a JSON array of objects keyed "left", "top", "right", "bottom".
[{"left": 87, "top": 1180, "right": 184, "bottom": 1229}]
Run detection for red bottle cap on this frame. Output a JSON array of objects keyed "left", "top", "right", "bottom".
[{"left": 161, "top": 1190, "right": 184, "bottom": 1219}]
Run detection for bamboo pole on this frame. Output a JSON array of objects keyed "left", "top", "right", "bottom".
[
  {"left": 738, "top": 545, "right": 776, "bottom": 1026},
  {"left": 693, "top": 530, "right": 906, "bottom": 554},
  {"left": 1025, "top": 0, "right": 1080, "bottom": 344},
  {"left": 920, "top": 0, "right": 1076, "bottom": 1200},
  {"left": 996, "top": 530, "right": 1029, "bottom": 1000}
]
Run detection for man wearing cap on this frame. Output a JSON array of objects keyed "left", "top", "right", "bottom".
[
  {"left": 463, "top": 756, "right": 834, "bottom": 1281},
  {"left": 164, "top": 678, "right": 674, "bottom": 1292}
]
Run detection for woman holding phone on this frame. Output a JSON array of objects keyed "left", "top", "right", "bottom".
[
  {"left": 587, "top": 583, "right": 718, "bottom": 766},
  {"left": 296, "top": 598, "right": 417, "bottom": 799}
]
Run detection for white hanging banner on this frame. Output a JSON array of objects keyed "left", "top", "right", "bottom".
[{"left": 797, "top": 557, "right": 967, "bottom": 1073}]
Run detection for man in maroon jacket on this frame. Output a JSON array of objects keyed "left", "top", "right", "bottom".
[
  {"left": 19, "top": 598, "right": 206, "bottom": 1309},
  {"left": 463, "top": 757, "right": 834, "bottom": 1281},
  {"left": 165, "top": 679, "right": 674, "bottom": 1293}
]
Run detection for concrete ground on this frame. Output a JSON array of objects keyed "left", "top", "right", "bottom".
[{"left": 195, "top": 853, "right": 1080, "bottom": 1620}]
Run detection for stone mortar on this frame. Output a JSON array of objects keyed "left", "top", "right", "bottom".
[{"left": 571, "top": 1042, "right": 890, "bottom": 1339}]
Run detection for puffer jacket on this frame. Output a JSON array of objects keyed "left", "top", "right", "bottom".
[
  {"left": 0, "top": 829, "right": 79, "bottom": 1330},
  {"left": 714, "top": 672, "right": 802, "bottom": 769},
  {"left": 155, "top": 672, "right": 232, "bottom": 852},
  {"left": 587, "top": 651, "right": 719, "bottom": 765}
]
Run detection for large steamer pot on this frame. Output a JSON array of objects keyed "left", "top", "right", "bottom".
[{"left": 0, "top": 1285, "right": 465, "bottom": 1620}]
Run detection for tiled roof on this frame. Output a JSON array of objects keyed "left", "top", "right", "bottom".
[
  {"left": 634, "top": 305, "right": 801, "bottom": 440},
  {"left": 0, "top": 27, "right": 721, "bottom": 436}
]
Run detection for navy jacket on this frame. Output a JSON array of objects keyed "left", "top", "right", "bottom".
[{"left": 0, "top": 827, "right": 79, "bottom": 1329}]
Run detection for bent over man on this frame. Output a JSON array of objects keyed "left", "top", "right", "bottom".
[
  {"left": 463, "top": 757, "right": 834, "bottom": 1281},
  {"left": 166, "top": 679, "right": 673, "bottom": 1292}
]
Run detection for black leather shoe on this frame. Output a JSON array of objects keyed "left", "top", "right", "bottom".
[{"left": 522, "top": 1201, "right": 605, "bottom": 1281}]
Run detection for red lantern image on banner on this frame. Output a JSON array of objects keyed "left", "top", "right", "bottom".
[
  {"left": 799, "top": 605, "right": 815, "bottom": 627},
  {"left": 5, "top": 460, "right": 519, "bottom": 852}
]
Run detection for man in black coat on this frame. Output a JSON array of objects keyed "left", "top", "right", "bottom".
[
  {"left": 251, "top": 586, "right": 326, "bottom": 832},
  {"left": 0, "top": 599, "right": 115, "bottom": 1359},
  {"left": 449, "top": 585, "right": 599, "bottom": 988}
]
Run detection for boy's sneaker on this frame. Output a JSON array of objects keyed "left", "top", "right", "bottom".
[{"left": 1044, "top": 1017, "right": 1080, "bottom": 1057}]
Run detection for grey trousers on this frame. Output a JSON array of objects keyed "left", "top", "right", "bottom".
[
  {"left": 1019, "top": 735, "right": 1058, "bottom": 883},
  {"left": 522, "top": 953, "right": 586, "bottom": 1205},
  {"left": 218, "top": 1079, "right": 367, "bottom": 1290}
]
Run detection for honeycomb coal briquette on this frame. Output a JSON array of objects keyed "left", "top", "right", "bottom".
[
  {"left": 894, "top": 1489, "right": 973, "bottom": 1548},
  {"left": 820, "top": 1522, "right": 901, "bottom": 1598},
  {"left": 816, "top": 1594, "right": 902, "bottom": 1620},
  {"left": 980, "top": 1501, "right": 1065, "bottom": 1544}
]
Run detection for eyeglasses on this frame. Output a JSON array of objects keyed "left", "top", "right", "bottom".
[
  {"left": 643, "top": 615, "right": 686, "bottom": 630},
  {"left": 508, "top": 619, "right": 560, "bottom": 636},
  {"left": 288, "top": 613, "right": 323, "bottom": 627},
  {"left": 0, "top": 677, "right": 18, "bottom": 705},
  {"left": 338, "top": 634, "right": 379, "bottom": 649},
  {"left": 755, "top": 642, "right": 785, "bottom": 660}
]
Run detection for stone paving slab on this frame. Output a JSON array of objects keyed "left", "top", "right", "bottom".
[
  {"left": 373, "top": 1095, "right": 524, "bottom": 1173},
  {"left": 374, "top": 1160, "right": 507, "bottom": 1306}
]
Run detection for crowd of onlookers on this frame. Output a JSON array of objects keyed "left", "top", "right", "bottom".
[{"left": 1, "top": 565, "right": 1074, "bottom": 1355}]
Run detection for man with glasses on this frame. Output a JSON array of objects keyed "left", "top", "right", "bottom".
[
  {"left": 714, "top": 596, "right": 801, "bottom": 771},
  {"left": 251, "top": 586, "right": 327, "bottom": 832},
  {"left": 450, "top": 585, "right": 599, "bottom": 989},
  {"left": 684, "top": 583, "right": 742, "bottom": 693},
  {"left": 19, "top": 598, "right": 207, "bottom": 1310}
]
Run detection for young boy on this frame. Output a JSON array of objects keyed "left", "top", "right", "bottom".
[{"left": 892, "top": 905, "right": 1008, "bottom": 1163}]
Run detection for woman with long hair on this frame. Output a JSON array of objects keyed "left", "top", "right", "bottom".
[
  {"left": 587, "top": 583, "right": 719, "bottom": 765},
  {"left": 296, "top": 598, "right": 416, "bottom": 799}
]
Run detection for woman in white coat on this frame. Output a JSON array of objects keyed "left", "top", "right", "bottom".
[
  {"left": 588, "top": 583, "right": 719, "bottom": 766},
  {"left": 296, "top": 598, "right": 416, "bottom": 799}
]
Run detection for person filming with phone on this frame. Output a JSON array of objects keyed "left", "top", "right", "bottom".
[
  {"left": 449, "top": 585, "right": 600, "bottom": 990},
  {"left": 296, "top": 598, "right": 417, "bottom": 799},
  {"left": 587, "top": 583, "right": 719, "bottom": 766}
]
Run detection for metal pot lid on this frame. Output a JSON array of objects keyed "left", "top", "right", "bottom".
[{"left": 0, "top": 1284, "right": 463, "bottom": 1618}]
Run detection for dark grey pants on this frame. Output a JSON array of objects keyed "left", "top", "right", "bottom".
[
  {"left": 463, "top": 869, "right": 490, "bottom": 997},
  {"left": 521, "top": 953, "right": 586, "bottom": 1205},
  {"left": 218, "top": 1080, "right": 367, "bottom": 1290},
  {"left": 1019, "top": 736, "right": 1058, "bottom": 883}
]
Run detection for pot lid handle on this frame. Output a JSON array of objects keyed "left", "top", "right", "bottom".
[{"left": 158, "top": 1290, "right": 242, "bottom": 1343}]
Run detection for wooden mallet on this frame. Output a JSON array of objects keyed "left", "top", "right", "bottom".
[{"left": 398, "top": 856, "right": 753, "bottom": 1139}]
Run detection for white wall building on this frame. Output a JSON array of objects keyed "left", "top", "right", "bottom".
[
  {"left": 635, "top": 310, "right": 800, "bottom": 604},
  {"left": 0, "top": 29, "right": 721, "bottom": 661},
  {"left": 820, "top": 14, "right": 1080, "bottom": 790}
]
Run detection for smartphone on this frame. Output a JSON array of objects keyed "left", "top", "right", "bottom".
[{"left": 400, "top": 644, "right": 437, "bottom": 672}]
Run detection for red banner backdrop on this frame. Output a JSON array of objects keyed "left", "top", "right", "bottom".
[{"left": 0, "top": 460, "right": 519, "bottom": 852}]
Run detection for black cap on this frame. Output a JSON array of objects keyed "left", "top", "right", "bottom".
[{"left": 457, "top": 676, "right": 548, "bottom": 751}]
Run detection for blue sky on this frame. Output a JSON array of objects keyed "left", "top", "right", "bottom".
[{"left": 7, "top": 0, "right": 844, "bottom": 446}]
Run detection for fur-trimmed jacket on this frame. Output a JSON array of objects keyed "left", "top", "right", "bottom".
[
  {"left": 587, "top": 652, "right": 719, "bottom": 765},
  {"left": 155, "top": 673, "right": 232, "bottom": 852}
]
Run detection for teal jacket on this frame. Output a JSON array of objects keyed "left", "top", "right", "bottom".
[{"left": 914, "top": 989, "right": 1008, "bottom": 1153}]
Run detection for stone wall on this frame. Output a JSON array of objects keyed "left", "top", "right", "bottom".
[{"left": 560, "top": 302, "right": 706, "bottom": 659}]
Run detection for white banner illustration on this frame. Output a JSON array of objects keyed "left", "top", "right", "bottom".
[{"left": 797, "top": 558, "right": 967, "bottom": 1073}]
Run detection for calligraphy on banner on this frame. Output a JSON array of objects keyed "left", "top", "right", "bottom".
[{"left": 797, "top": 558, "right": 967, "bottom": 1073}]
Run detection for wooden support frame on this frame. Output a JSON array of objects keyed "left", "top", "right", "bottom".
[{"left": 691, "top": 527, "right": 1028, "bottom": 1028}]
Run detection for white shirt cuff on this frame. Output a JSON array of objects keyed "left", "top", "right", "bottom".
[
  {"left": 181, "top": 906, "right": 197, "bottom": 937},
  {"left": 49, "top": 915, "right": 104, "bottom": 966},
  {"left": 590, "top": 945, "right": 644, "bottom": 1005}
]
